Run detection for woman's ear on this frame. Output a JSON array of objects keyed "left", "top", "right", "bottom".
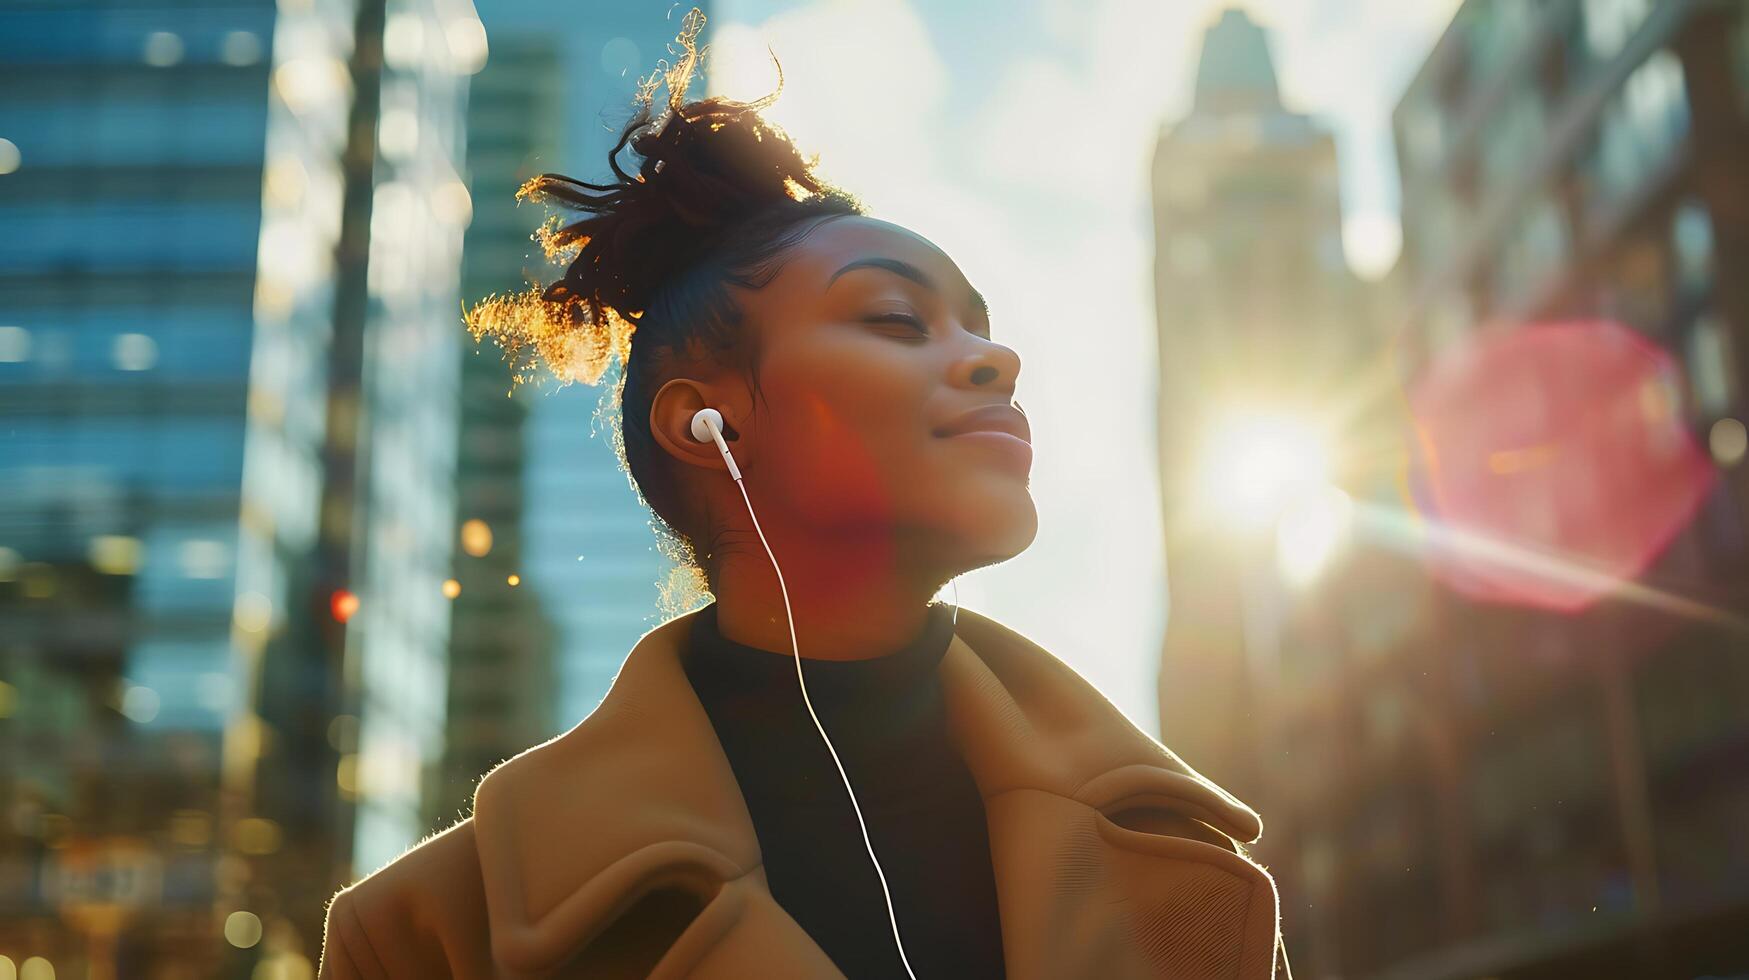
[{"left": 649, "top": 377, "right": 753, "bottom": 473}]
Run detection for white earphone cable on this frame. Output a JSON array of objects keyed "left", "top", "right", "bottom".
[{"left": 708, "top": 417, "right": 920, "bottom": 980}]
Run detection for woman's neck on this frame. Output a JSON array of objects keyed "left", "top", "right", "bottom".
[{"left": 707, "top": 524, "right": 946, "bottom": 662}]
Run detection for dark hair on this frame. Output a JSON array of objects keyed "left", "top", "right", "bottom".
[{"left": 464, "top": 9, "right": 864, "bottom": 597}]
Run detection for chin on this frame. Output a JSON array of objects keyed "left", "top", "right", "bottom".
[
  {"left": 994, "top": 492, "right": 1039, "bottom": 551},
  {"left": 944, "top": 486, "right": 1039, "bottom": 569}
]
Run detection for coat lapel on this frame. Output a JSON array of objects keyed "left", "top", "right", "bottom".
[
  {"left": 470, "top": 605, "right": 1280, "bottom": 979},
  {"left": 940, "top": 610, "right": 1282, "bottom": 979}
]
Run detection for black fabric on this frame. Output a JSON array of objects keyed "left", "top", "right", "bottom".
[{"left": 681, "top": 601, "right": 1008, "bottom": 979}]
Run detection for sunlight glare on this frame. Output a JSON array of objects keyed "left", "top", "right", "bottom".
[
  {"left": 1277, "top": 484, "right": 1354, "bottom": 585},
  {"left": 1201, "top": 410, "right": 1332, "bottom": 530}
]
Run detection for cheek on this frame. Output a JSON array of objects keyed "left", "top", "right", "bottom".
[
  {"left": 769, "top": 388, "right": 907, "bottom": 521},
  {"left": 782, "top": 398, "right": 1010, "bottom": 525},
  {"left": 755, "top": 339, "right": 937, "bottom": 521},
  {"left": 759, "top": 384, "right": 1036, "bottom": 554}
]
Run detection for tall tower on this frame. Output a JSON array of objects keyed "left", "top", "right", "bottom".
[
  {"left": 433, "top": 35, "right": 564, "bottom": 828},
  {"left": 0, "top": 7, "right": 281, "bottom": 972},
  {"left": 236, "top": 0, "right": 479, "bottom": 959},
  {"left": 1151, "top": 7, "right": 1365, "bottom": 799},
  {"left": 0, "top": 0, "right": 479, "bottom": 971}
]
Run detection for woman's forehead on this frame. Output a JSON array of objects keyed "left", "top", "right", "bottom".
[{"left": 781, "top": 215, "right": 963, "bottom": 294}]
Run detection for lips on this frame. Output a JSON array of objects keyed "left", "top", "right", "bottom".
[{"left": 933, "top": 404, "right": 1031, "bottom": 443}]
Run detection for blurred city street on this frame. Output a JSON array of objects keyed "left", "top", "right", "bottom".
[{"left": 1, "top": 0, "right": 1747, "bottom": 977}]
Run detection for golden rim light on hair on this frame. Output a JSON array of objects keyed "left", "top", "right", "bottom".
[{"left": 460, "top": 6, "right": 814, "bottom": 392}]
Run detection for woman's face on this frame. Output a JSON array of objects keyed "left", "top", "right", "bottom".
[{"left": 677, "top": 215, "right": 1037, "bottom": 576}]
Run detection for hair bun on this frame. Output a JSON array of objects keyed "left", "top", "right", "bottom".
[
  {"left": 627, "top": 98, "right": 813, "bottom": 231},
  {"left": 464, "top": 7, "right": 845, "bottom": 387}
]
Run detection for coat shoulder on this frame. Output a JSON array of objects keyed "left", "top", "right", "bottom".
[
  {"left": 318, "top": 818, "right": 493, "bottom": 979},
  {"left": 947, "top": 605, "right": 1267, "bottom": 844}
]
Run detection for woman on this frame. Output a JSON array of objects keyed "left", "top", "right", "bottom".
[{"left": 318, "top": 12, "right": 1285, "bottom": 979}]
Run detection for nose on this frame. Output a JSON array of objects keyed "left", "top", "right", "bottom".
[{"left": 951, "top": 337, "right": 1022, "bottom": 392}]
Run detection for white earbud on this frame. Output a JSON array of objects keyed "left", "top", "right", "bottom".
[
  {"left": 687, "top": 403, "right": 918, "bottom": 980},
  {"left": 689, "top": 407, "right": 742, "bottom": 481},
  {"left": 689, "top": 407, "right": 723, "bottom": 444}
]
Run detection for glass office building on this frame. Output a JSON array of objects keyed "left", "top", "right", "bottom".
[
  {"left": 0, "top": 0, "right": 478, "bottom": 971},
  {"left": 1, "top": 3, "right": 279, "bottom": 971},
  {"left": 238, "top": 0, "right": 478, "bottom": 960},
  {"left": 432, "top": 33, "right": 563, "bottom": 827},
  {"left": 469, "top": 1, "right": 713, "bottom": 732}
]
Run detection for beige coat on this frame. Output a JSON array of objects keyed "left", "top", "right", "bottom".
[{"left": 317, "top": 604, "right": 1286, "bottom": 978}]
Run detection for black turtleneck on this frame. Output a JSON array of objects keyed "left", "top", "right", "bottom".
[{"left": 681, "top": 601, "right": 1007, "bottom": 979}]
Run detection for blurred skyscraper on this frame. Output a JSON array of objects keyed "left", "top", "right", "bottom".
[
  {"left": 0, "top": 0, "right": 479, "bottom": 972},
  {"left": 432, "top": 34, "right": 563, "bottom": 828},
  {"left": 1155, "top": 1, "right": 1749, "bottom": 978},
  {"left": 1, "top": 4, "right": 280, "bottom": 972},
  {"left": 1151, "top": 7, "right": 1375, "bottom": 801},
  {"left": 241, "top": 0, "right": 480, "bottom": 961},
  {"left": 468, "top": 2, "right": 711, "bottom": 733}
]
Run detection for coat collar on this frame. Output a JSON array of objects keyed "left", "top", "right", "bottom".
[{"left": 470, "top": 603, "right": 1266, "bottom": 976}]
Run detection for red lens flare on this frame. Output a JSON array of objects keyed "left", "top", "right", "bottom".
[{"left": 1406, "top": 319, "right": 1716, "bottom": 612}]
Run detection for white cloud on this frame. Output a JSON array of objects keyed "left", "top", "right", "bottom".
[
  {"left": 1258, "top": 0, "right": 1467, "bottom": 237},
  {"left": 706, "top": 0, "right": 948, "bottom": 212}
]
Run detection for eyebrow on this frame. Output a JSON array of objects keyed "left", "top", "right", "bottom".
[{"left": 826, "top": 257, "right": 991, "bottom": 324}]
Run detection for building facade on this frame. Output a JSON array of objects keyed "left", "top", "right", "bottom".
[
  {"left": 432, "top": 34, "right": 563, "bottom": 828},
  {"left": 239, "top": 0, "right": 478, "bottom": 961},
  {"left": 0, "top": 0, "right": 478, "bottom": 972},
  {"left": 1162, "top": 1, "right": 1749, "bottom": 978},
  {"left": 1, "top": 4, "right": 280, "bottom": 973},
  {"left": 1369, "top": 1, "right": 1748, "bottom": 976}
]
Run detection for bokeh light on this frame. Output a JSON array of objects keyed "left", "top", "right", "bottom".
[
  {"left": 1709, "top": 417, "right": 1747, "bottom": 467},
  {"left": 235, "top": 592, "right": 273, "bottom": 634},
  {"left": 224, "top": 910, "right": 264, "bottom": 949},
  {"left": 330, "top": 589, "right": 360, "bottom": 624},
  {"left": 120, "top": 685, "right": 161, "bottom": 724},
  {"left": 460, "top": 518, "right": 493, "bottom": 557},
  {"left": 88, "top": 535, "right": 142, "bottom": 576}
]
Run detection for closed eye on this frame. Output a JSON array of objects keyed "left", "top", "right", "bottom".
[{"left": 864, "top": 312, "right": 929, "bottom": 337}]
